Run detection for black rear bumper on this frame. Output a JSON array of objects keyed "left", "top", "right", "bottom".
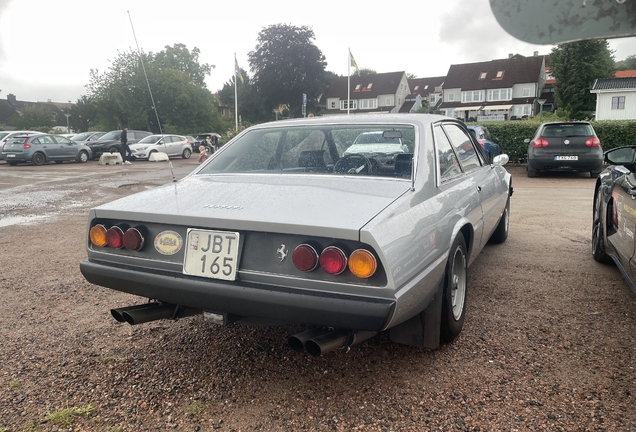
[{"left": 80, "top": 259, "right": 394, "bottom": 330}]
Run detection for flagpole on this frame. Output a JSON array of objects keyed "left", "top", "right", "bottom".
[
  {"left": 234, "top": 53, "right": 239, "bottom": 132},
  {"left": 347, "top": 48, "right": 351, "bottom": 115}
]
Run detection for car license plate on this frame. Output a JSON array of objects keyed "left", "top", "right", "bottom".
[
  {"left": 6, "top": 154, "right": 15, "bottom": 158},
  {"left": 183, "top": 229, "right": 239, "bottom": 281},
  {"left": 554, "top": 155, "right": 578, "bottom": 161}
]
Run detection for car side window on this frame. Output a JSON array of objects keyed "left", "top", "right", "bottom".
[
  {"left": 55, "top": 137, "right": 71, "bottom": 144},
  {"left": 41, "top": 136, "right": 55, "bottom": 144},
  {"left": 434, "top": 125, "right": 462, "bottom": 181},
  {"left": 443, "top": 124, "right": 482, "bottom": 172}
]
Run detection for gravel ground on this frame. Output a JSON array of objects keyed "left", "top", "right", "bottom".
[{"left": 0, "top": 164, "right": 635, "bottom": 431}]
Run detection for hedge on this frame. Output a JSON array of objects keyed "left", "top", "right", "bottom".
[{"left": 466, "top": 120, "right": 636, "bottom": 162}]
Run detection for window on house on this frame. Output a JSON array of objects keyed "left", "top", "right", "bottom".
[
  {"left": 354, "top": 84, "right": 361, "bottom": 91},
  {"left": 357, "top": 99, "right": 378, "bottom": 109},
  {"left": 424, "top": 85, "right": 428, "bottom": 89},
  {"left": 430, "top": 94, "right": 436, "bottom": 103},
  {"left": 479, "top": 72, "right": 487, "bottom": 79},
  {"left": 339, "top": 100, "right": 357, "bottom": 110},
  {"left": 496, "top": 71, "right": 504, "bottom": 78},
  {"left": 522, "top": 87, "right": 531, "bottom": 97},
  {"left": 414, "top": 85, "right": 419, "bottom": 91},
  {"left": 331, "top": 101, "right": 336, "bottom": 109},
  {"left": 447, "top": 93, "right": 455, "bottom": 101},
  {"left": 612, "top": 96, "right": 626, "bottom": 109},
  {"left": 367, "top": 83, "right": 373, "bottom": 89},
  {"left": 461, "top": 90, "right": 483, "bottom": 103}
]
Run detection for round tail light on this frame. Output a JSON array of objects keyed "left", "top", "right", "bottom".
[
  {"left": 89, "top": 224, "right": 108, "bottom": 247},
  {"left": 292, "top": 244, "right": 319, "bottom": 271},
  {"left": 319, "top": 246, "right": 348, "bottom": 275},
  {"left": 106, "top": 226, "right": 125, "bottom": 249},
  {"left": 348, "top": 249, "right": 377, "bottom": 279},
  {"left": 123, "top": 228, "right": 145, "bottom": 251}
]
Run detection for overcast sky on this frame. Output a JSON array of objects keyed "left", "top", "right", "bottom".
[{"left": 1, "top": 0, "right": 635, "bottom": 103}]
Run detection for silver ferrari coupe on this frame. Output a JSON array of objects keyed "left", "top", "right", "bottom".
[{"left": 80, "top": 114, "right": 513, "bottom": 355}]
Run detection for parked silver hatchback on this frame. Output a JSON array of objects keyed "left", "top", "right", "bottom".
[
  {"left": 129, "top": 134, "right": 192, "bottom": 160},
  {"left": 2, "top": 134, "right": 92, "bottom": 165}
]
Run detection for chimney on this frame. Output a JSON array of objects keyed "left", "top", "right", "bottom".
[
  {"left": 534, "top": 51, "right": 539, "bottom": 57},
  {"left": 7, "top": 93, "right": 16, "bottom": 104},
  {"left": 508, "top": 53, "right": 513, "bottom": 58}
]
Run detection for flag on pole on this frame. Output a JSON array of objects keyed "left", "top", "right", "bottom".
[
  {"left": 349, "top": 50, "right": 360, "bottom": 77},
  {"left": 235, "top": 54, "right": 244, "bottom": 84}
]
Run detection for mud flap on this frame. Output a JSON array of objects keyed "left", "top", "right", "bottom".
[{"left": 388, "top": 282, "right": 442, "bottom": 349}]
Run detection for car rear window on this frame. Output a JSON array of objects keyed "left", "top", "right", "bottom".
[
  {"left": 197, "top": 124, "right": 416, "bottom": 179},
  {"left": 541, "top": 123, "right": 594, "bottom": 138}
]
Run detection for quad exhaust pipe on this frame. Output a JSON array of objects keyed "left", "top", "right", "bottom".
[
  {"left": 288, "top": 328, "right": 377, "bottom": 356},
  {"left": 111, "top": 302, "right": 200, "bottom": 325}
]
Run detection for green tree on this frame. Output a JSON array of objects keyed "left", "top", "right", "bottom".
[
  {"left": 550, "top": 40, "right": 615, "bottom": 119},
  {"left": 218, "top": 70, "right": 271, "bottom": 124},
  {"left": 248, "top": 24, "right": 327, "bottom": 118},
  {"left": 69, "top": 95, "right": 98, "bottom": 132},
  {"left": 357, "top": 68, "right": 377, "bottom": 76},
  {"left": 7, "top": 106, "right": 54, "bottom": 131},
  {"left": 615, "top": 54, "right": 636, "bottom": 70},
  {"left": 154, "top": 43, "right": 213, "bottom": 87},
  {"left": 86, "top": 46, "right": 224, "bottom": 133}
]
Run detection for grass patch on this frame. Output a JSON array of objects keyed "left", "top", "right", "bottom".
[
  {"left": 186, "top": 400, "right": 207, "bottom": 416},
  {"left": 9, "top": 380, "right": 19, "bottom": 389},
  {"left": 46, "top": 404, "right": 95, "bottom": 427},
  {"left": 0, "top": 427, "right": 8, "bottom": 432}
]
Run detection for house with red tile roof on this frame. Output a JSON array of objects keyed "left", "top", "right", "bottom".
[
  {"left": 400, "top": 76, "right": 445, "bottom": 113},
  {"left": 323, "top": 71, "right": 410, "bottom": 115},
  {"left": 439, "top": 54, "right": 546, "bottom": 121}
]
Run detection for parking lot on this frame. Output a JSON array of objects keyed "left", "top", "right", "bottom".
[{"left": 0, "top": 160, "right": 634, "bottom": 431}]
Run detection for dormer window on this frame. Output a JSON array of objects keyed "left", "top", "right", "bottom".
[
  {"left": 424, "top": 85, "right": 428, "bottom": 89},
  {"left": 414, "top": 85, "right": 419, "bottom": 91},
  {"left": 353, "top": 84, "right": 361, "bottom": 92},
  {"left": 496, "top": 71, "right": 504, "bottom": 78},
  {"left": 367, "top": 83, "right": 373, "bottom": 89},
  {"left": 479, "top": 72, "right": 487, "bottom": 79}
]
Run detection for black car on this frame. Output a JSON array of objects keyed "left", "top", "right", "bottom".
[
  {"left": 592, "top": 146, "right": 636, "bottom": 295},
  {"left": 194, "top": 133, "right": 222, "bottom": 153},
  {"left": 526, "top": 121, "right": 603, "bottom": 177},
  {"left": 86, "top": 130, "right": 152, "bottom": 160}
]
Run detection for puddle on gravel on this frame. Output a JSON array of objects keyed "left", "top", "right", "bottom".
[
  {"left": 118, "top": 184, "right": 154, "bottom": 192},
  {"left": 0, "top": 214, "right": 51, "bottom": 228}
]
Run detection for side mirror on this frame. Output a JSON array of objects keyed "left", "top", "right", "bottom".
[
  {"left": 605, "top": 147, "right": 636, "bottom": 166},
  {"left": 493, "top": 154, "right": 509, "bottom": 166}
]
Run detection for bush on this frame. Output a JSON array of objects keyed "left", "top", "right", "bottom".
[{"left": 467, "top": 119, "right": 636, "bottom": 161}]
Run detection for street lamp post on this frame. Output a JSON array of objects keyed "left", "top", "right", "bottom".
[
  {"left": 64, "top": 113, "right": 71, "bottom": 134},
  {"left": 537, "top": 98, "right": 547, "bottom": 122}
]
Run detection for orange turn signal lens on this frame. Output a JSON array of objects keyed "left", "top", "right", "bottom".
[
  {"left": 89, "top": 224, "right": 108, "bottom": 247},
  {"left": 348, "top": 249, "right": 377, "bottom": 279}
]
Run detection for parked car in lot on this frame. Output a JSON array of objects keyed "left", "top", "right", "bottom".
[
  {"left": 194, "top": 133, "right": 222, "bottom": 153},
  {"left": 80, "top": 114, "right": 512, "bottom": 356},
  {"left": 592, "top": 146, "right": 636, "bottom": 295},
  {"left": 86, "top": 129, "right": 152, "bottom": 160},
  {"left": 2, "top": 134, "right": 92, "bottom": 165},
  {"left": 467, "top": 125, "right": 501, "bottom": 162},
  {"left": 343, "top": 130, "right": 411, "bottom": 173},
  {"left": 0, "top": 131, "right": 42, "bottom": 161},
  {"left": 526, "top": 121, "right": 603, "bottom": 177},
  {"left": 69, "top": 131, "right": 106, "bottom": 145},
  {"left": 129, "top": 134, "right": 192, "bottom": 160},
  {"left": 184, "top": 136, "right": 197, "bottom": 151}
]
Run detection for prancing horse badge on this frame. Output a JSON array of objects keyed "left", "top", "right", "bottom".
[{"left": 277, "top": 244, "right": 288, "bottom": 262}]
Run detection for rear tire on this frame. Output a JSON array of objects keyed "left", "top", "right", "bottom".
[
  {"left": 489, "top": 197, "right": 510, "bottom": 244},
  {"left": 440, "top": 233, "right": 467, "bottom": 344},
  {"left": 182, "top": 148, "right": 192, "bottom": 159},
  {"left": 32, "top": 152, "right": 45, "bottom": 166}
]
